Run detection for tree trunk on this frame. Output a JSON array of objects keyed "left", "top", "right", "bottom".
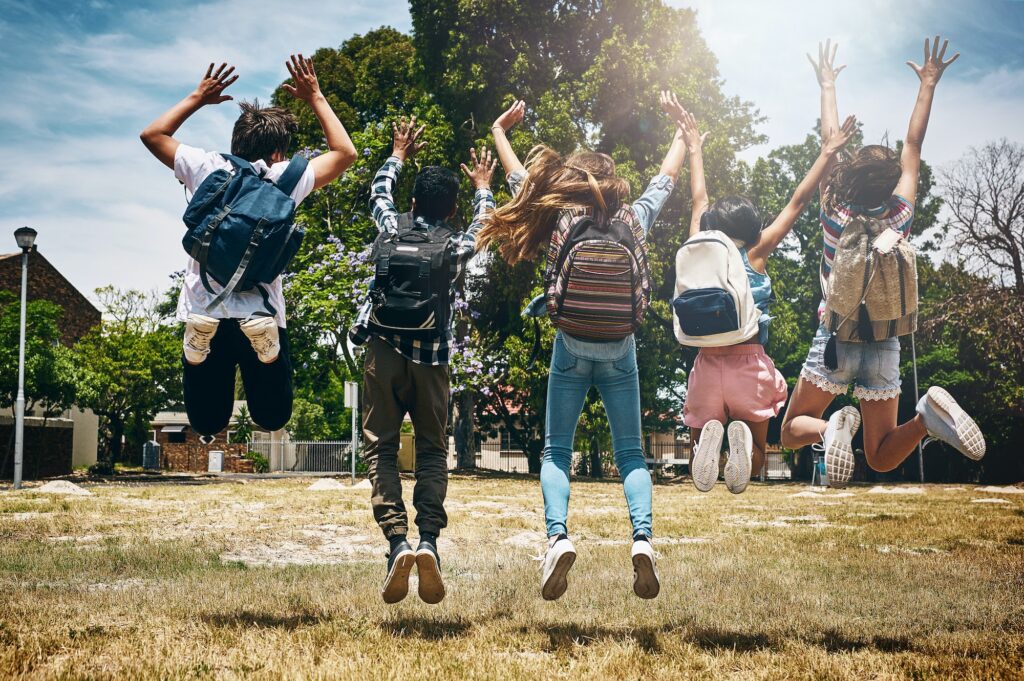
[
  {"left": 108, "top": 420, "right": 124, "bottom": 467},
  {"left": 589, "top": 437, "right": 602, "bottom": 479},
  {"left": 453, "top": 389, "right": 475, "bottom": 469}
]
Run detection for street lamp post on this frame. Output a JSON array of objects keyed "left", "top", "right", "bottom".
[{"left": 13, "top": 227, "right": 37, "bottom": 490}]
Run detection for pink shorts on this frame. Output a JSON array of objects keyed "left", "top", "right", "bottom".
[{"left": 683, "top": 344, "right": 788, "bottom": 429}]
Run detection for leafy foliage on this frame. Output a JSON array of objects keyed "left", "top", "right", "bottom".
[
  {"left": 72, "top": 287, "right": 182, "bottom": 465},
  {"left": 0, "top": 291, "right": 76, "bottom": 418}
]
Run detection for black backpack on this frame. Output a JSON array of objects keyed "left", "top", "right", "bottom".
[{"left": 367, "top": 212, "right": 456, "bottom": 340}]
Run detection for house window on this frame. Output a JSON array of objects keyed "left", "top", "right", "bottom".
[
  {"left": 162, "top": 425, "right": 187, "bottom": 444},
  {"left": 500, "top": 430, "right": 521, "bottom": 452}
]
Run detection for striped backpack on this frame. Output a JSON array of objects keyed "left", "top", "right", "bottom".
[{"left": 544, "top": 207, "right": 652, "bottom": 341}]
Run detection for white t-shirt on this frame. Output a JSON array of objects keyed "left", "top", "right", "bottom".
[{"left": 173, "top": 144, "right": 315, "bottom": 328}]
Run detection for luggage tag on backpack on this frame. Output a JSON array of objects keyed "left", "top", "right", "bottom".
[{"left": 873, "top": 229, "right": 902, "bottom": 255}]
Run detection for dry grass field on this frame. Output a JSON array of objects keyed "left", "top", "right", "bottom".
[{"left": 1, "top": 473, "right": 1022, "bottom": 680}]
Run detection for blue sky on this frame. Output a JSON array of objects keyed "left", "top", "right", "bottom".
[{"left": 1, "top": 0, "right": 1021, "bottom": 304}]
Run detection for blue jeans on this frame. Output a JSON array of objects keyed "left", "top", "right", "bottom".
[{"left": 541, "top": 332, "right": 653, "bottom": 539}]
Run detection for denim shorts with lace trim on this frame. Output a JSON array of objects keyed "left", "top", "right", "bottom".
[{"left": 799, "top": 325, "right": 902, "bottom": 401}]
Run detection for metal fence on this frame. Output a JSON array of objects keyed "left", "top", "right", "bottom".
[
  {"left": 246, "top": 436, "right": 793, "bottom": 479},
  {"left": 250, "top": 440, "right": 354, "bottom": 473}
]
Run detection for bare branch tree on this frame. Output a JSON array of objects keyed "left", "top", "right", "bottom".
[{"left": 941, "top": 139, "right": 1024, "bottom": 295}]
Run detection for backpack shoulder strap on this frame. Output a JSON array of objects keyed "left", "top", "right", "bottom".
[
  {"left": 275, "top": 154, "right": 310, "bottom": 196},
  {"left": 396, "top": 212, "right": 416, "bottom": 233}
]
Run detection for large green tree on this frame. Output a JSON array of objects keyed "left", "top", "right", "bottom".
[
  {"left": 73, "top": 288, "right": 182, "bottom": 467},
  {"left": 0, "top": 292, "right": 76, "bottom": 418}
]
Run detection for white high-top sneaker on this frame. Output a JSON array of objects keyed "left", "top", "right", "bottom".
[
  {"left": 631, "top": 538, "right": 660, "bottom": 599},
  {"left": 540, "top": 535, "right": 576, "bottom": 601},
  {"left": 240, "top": 316, "right": 280, "bottom": 363},
  {"left": 183, "top": 314, "right": 220, "bottom": 365}
]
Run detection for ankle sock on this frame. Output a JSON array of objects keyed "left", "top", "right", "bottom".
[
  {"left": 633, "top": 532, "right": 651, "bottom": 543},
  {"left": 388, "top": 534, "right": 408, "bottom": 553},
  {"left": 420, "top": 531, "right": 438, "bottom": 546}
]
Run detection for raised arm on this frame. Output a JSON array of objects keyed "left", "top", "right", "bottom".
[
  {"left": 896, "top": 36, "right": 959, "bottom": 205},
  {"left": 660, "top": 91, "right": 710, "bottom": 239},
  {"left": 140, "top": 63, "right": 238, "bottom": 169},
  {"left": 491, "top": 100, "right": 527, "bottom": 178},
  {"left": 682, "top": 111, "right": 709, "bottom": 239},
  {"left": 455, "top": 147, "right": 498, "bottom": 259},
  {"left": 807, "top": 40, "right": 845, "bottom": 194},
  {"left": 748, "top": 115, "right": 858, "bottom": 267},
  {"left": 282, "top": 54, "right": 356, "bottom": 190},
  {"left": 656, "top": 92, "right": 689, "bottom": 183},
  {"left": 369, "top": 117, "right": 426, "bottom": 235}
]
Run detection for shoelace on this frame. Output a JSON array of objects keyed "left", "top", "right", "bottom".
[
  {"left": 186, "top": 327, "right": 215, "bottom": 351},
  {"left": 247, "top": 328, "right": 276, "bottom": 355},
  {"left": 811, "top": 427, "right": 828, "bottom": 453}
]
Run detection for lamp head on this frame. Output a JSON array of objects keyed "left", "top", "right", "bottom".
[{"left": 14, "top": 226, "right": 36, "bottom": 252}]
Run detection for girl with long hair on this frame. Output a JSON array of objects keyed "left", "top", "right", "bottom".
[
  {"left": 480, "top": 94, "right": 687, "bottom": 600},
  {"left": 781, "top": 37, "right": 984, "bottom": 484}
]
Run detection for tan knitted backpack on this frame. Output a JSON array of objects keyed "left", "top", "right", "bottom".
[{"left": 822, "top": 214, "right": 918, "bottom": 343}]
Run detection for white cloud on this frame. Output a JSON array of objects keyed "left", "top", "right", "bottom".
[
  {"left": 0, "top": 0, "right": 411, "bottom": 301},
  {"left": 676, "top": 0, "right": 1024, "bottom": 164}
]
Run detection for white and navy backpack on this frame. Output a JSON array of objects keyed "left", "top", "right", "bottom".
[{"left": 671, "top": 230, "right": 760, "bottom": 347}]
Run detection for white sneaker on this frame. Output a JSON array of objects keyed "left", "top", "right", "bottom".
[
  {"left": 240, "top": 316, "right": 280, "bottom": 363},
  {"left": 724, "top": 421, "right": 753, "bottom": 494},
  {"left": 631, "top": 538, "right": 660, "bottom": 599},
  {"left": 917, "top": 386, "right": 985, "bottom": 461},
  {"left": 540, "top": 535, "right": 576, "bottom": 601},
  {"left": 183, "top": 314, "right": 220, "bottom": 365},
  {"left": 691, "top": 420, "right": 723, "bottom": 492},
  {"left": 815, "top": 406, "right": 860, "bottom": 488}
]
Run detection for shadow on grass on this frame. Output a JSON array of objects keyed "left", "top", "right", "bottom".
[
  {"left": 685, "top": 625, "right": 914, "bottom": 654},
  {"left": 201, "top": 610, "right": 330, "bottom": 629},
  {"left": 381, "top": 615, "right": 474, "bottom": 640},
  {"left": 527, "top": 623, "right": 662, "bottom": 653}
]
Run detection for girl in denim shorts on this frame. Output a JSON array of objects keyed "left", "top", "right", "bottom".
[
  {"left": 668, "top": 104, "right": 857, "bottom": 494},
  {"left": 781, "top": 37, "right": 984, "bottom": 486}
]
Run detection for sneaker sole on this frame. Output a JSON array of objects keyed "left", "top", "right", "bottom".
[
  {"left": 415, "top": 550, "right": 446, "bottom": 604},
  {"left": 691, "top": 421, "right": 723, "bottom": 492},
  {"left": 825, "top": 408, "right": 860, "bottom": 488},
  {"left": 541, "top": 549, "right": 576, "bottom": 601},
  {"left": 724, "top": 421, "right": 752, "bottom": 495},
  {"left": 928, "top": 386, "right": 986, "bottom": 461},
  {"left": 632, "top": 551, "right": 660, "bottom": 599},
  {"left": 381, "top": 550, "right": 415, "bottom": 604}
]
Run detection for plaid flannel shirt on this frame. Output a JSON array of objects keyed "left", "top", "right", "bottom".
[{"left": 349, "top": 156, "right": 494, "bottom": 365}]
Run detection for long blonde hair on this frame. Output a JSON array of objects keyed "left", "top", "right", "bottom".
[{"left": 477, "top": 145, "right": 630, "bottom": 265}]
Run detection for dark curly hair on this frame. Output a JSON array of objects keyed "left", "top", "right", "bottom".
[
  {"left": 700, "top": 196, "right": 763, "bottom": 247},
  {"left": 413, "top": 166, "right": 461, "bottom": 221},
  {"left": 824, "top": 144, "right": 901, "bottom": 211},
  {"left": 231, "top": 100, "right": 298, "bottom": 164}
]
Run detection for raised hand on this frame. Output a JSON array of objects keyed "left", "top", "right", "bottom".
[
  {"left": 460, "top": 147, "right": 497, "bottom": 190},
  {"left": 194, "top": 62, "right": 237, "bottom": 106},
  {"left": 823, "top": 115, "right": 858, "bottom": 155},
  {"left": 659, "top": 90, "right": 687, "bottom": 124},
  {"left": 907, "top": 35, "right": 960, "bottom": 86},
  {"left": 807, "top": 39, "right": 846, "bottom": 87},
  {"left": 493, "top": 100, "right": 525, "bottom": 133},
  {"left": 678, "top": 109, "right": 708, "bottom": 152},
  {"left": 281, "top": 54, "right": 322, "bottom": 103},
  {"left": 392, "top": 116, "right": 427, "bottom": 161}
]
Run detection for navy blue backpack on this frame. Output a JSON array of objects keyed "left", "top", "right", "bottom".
[{"left": 182, "top": 154, "right": 308, "bottom": 313}]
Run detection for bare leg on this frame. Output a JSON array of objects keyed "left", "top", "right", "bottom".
[
  {"left": 780, "top": 378, "right": 838, "bottom": 449},
  {"left": 746, "top": 419, "right": 769, "bottom": 474},
  {"left": 691, "top": 427, "right": 703, "bottom": 446},
  {"left": 859, "top": 398, "right": 927, "bottom": 472}
]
